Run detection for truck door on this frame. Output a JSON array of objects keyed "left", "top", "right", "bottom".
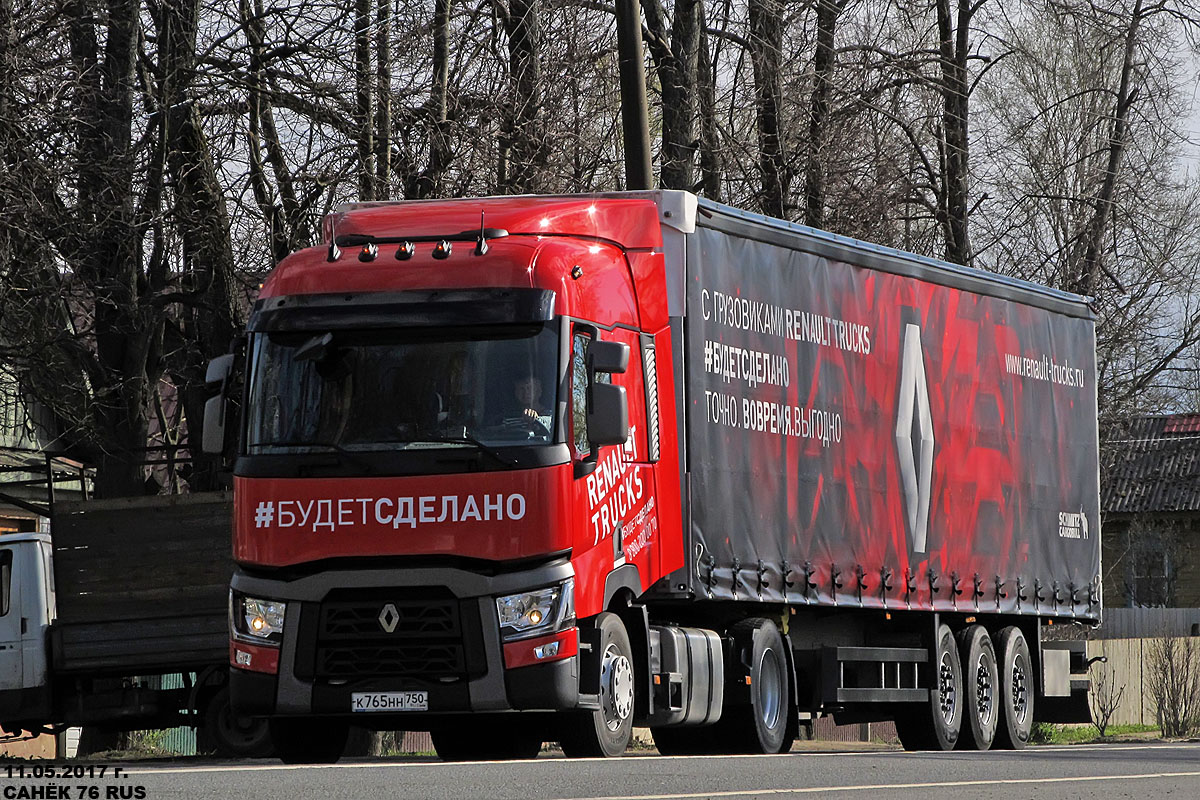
[
  {"left": 0, "top": 546, "right": 20, "bottom": 693},
  {"left": 569, "top": 325, "right": 658, "bottom": 615}
]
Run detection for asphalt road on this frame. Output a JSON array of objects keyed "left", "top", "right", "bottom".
[{"left": 10, "top": 742, "right": 1200, "bottom": 800}]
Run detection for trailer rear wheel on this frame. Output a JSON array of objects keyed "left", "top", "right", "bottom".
[
  {"left": 993, "top": 626, "right": 1033, "bottom": 750},
  {"left": 559, "top": 612, "right": 635, "bottom": 757},
  {"left": 269, "top": 718, "right": 349, "bottom": 764},
  {"left": 723, "top": 618, "right": 791, "bottom": 754},
  {"left": 895, "top": 623, "right": 962, "bottom": 751},
  {"left": 956, "top": 625, "right": 998, "bottom": 750},
  {"left": 431, "top": 720, "right": 542, "bottom": 761}
]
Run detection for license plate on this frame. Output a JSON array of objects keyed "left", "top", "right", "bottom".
[{"left": 351, "top": 691, "right": 428, "bottom": 712}]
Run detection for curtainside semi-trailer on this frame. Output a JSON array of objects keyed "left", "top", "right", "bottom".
[{"left": 205, "top": 192, "right": 1101, "bottom": 762}]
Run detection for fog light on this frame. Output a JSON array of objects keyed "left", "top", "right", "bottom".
[{"left": 534, "top": 641, "right": 560, "bottom": 660}]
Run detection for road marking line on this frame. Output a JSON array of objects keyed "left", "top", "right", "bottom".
[
  {"left": 117, "top": 742, "right": 1200, "bottom": 775},
  {"left": 564, "top": 771, "right": 1200, "bottom": 800}
]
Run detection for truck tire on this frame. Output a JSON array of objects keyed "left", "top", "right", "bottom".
[
  {"left": 956, "top": 625, "right": 998, "bottom": 750},
  {"left": 431, "top": 719, "right": 541, "bottom": 761},
  {"left": 268, "top": 718, "right": 350, "bottom": 764},
  {"left": 895, "top": 623, "right": 962, "bottom": 751},
  {"left": 559, "top": 612, "right": 635, "bottom": 757},
  {"left": 723, "top": 618, "right": 791, "bottom": 754},
  {"left": 201, "top": 687, "right": 274, "bottom": 758},
  {"left": 992, "top": 626, "right": 1034, "bottom": 750}
]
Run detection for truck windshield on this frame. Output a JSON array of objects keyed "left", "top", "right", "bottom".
[{"left": 245, "top": 325, "right": 559, "bottom": 454}]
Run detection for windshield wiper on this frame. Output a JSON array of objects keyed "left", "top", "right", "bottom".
[
  {"left": 252, "top": 440, "right": 374, "bottom": 472},
  {"left": 401, "top": 434, "right": 518, "bottom": 467}
]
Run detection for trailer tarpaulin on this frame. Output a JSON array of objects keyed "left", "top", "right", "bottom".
[{"left": 683, "top": 211, "right": 1100, "bottom": 621}]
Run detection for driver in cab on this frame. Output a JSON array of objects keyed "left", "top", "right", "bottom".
[{"left": 509, "top": 374, "right": 552, "bottom": 438}]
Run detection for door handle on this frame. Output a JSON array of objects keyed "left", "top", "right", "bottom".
[{"left": 20, "top": 618, "right": 27, "bottom": 634}]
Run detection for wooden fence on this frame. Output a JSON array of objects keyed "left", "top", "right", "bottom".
[
  {"left": 1084, "top": 637, "right": 1200, "bottom": 728},
  {"left": 1094, "top": 608, "right": 1200, "bottom": 639}
]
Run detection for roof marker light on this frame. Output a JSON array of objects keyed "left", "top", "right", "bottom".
[
  {"left": 358, "top": 242, "right": 378, "bottom": 262},
  {"left": 396, "top": 241, "right": 414, "bottom": 260},
  {"left": 433, "top": 240, "right": 452, "bottom": 260}
]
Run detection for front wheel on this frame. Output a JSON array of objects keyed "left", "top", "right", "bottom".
[
  {"left": 269, "top": 718, "right": 349, "bottom": 764},
  {"left": 559, "top": 612, "right": 635, "bottom": 757},
  {"left": 200, "top": 686, "right": 274, "bottom": 758}
]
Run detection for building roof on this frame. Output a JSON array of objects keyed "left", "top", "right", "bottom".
[{"left": 1103, "top": 415, "right": 1200, "bottom": 515}]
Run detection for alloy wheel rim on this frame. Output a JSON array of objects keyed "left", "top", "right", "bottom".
[
  {"left": 975, "top": 653, "right": 994, "bottom": 726},
  {"left": 1012, "top": 654, "right": 1029, "bottom": 725},
  {"left": 601, "top": 642, "right": 634, "bottom": 731},
  {"left": 938, "top": 651, "right": 957, "bottom": 724}
]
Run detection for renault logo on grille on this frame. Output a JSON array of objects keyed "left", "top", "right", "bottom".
[{"left": 378, "top": 603, "right": 400, "bottom": 633}]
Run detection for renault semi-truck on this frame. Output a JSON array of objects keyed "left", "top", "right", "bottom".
[{"left": 207, "top": 192, "right": 1100, "bottom": 762}]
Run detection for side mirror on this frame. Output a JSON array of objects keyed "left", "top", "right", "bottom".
[
  {"left": 202, "top": 395, "right": 226, "bottom": 455},
  {"left": 205, "top": 353, "right": 235, "bottom": 384},
  {"left": 589, "top": 340, "right": 629, "bottom": 375},
  {"left": 588, "top": 383, "right": 629, "bottom": 447},
  {"left": 201, "top": 353, "right": 237, "bottom": 455}
]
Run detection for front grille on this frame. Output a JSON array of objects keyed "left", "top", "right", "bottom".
[
  {"left": 304, "top": 589, "right": 485, "bottom": 682},
  {"left": 317, "top": 643, "right": 465, "bottom": 678},
  {"left": 320, "top": 599, "right": 459, "bottom": 640}
]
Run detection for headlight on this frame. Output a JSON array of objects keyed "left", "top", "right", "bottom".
[
  {"left": 495, "top": 579, "right": 574, "bottom": 641},
  {"left": 230, "top": 590, "right": 286, "bottom": 646}
]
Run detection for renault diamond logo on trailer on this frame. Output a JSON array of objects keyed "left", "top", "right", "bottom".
[
  {"left": 895, "top": 323, "right": 934, "bottom": 553},
  {"left": 378, "top": 603, "right": 400, "bottom": 633}
]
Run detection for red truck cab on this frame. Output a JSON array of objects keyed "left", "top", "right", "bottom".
[{"left": 224, "top": 194, "right": 687, "bottom": 760}]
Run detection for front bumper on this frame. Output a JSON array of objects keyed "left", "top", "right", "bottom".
[{"left": 229, "top": 559, "right": 582, "bottom": 719}]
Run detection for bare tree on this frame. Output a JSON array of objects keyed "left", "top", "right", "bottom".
[
  {"left": 643, "top": 0, "right": 700, "bottom": 190},
  {"left": 1088, "top": 652, "right": 1125, "bottom": 736},
  {"left": 1147, "top": 635, "right": 1200, "bottom": 737}
]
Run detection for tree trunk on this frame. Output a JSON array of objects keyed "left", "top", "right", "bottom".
[
  {"left": 67, "top": 0, "right": 150, "bottom": 498},
  {"left": 410, "top": 0, "right": 451, "bottom": 199},
  {"left": 158, "top": 0, "right": 240, "bottom": 490},
  {"left": 1070, "top": 0, "right": 1142, "bottom": 296},
  {"left": 803, "top": 0, "right": 847, "bottom": 228},
  {"left": 355, "top": 0, "right": 375, "bottom": 200},
  {"left": 643, "top": 0, "right": 699, "bottom": 190},
  {"left": 241, "top": 0, "right": 307, "bottom": 259},
  {"left": 375, "top": 0, "right": 391, "bottom": 198},
  {"left": 501, "top": 0, "right": 543, "bottom": 193},
  {"left": 936, "top": 0, "right": 973, "bottom": 265},
  {"left": 696, "top": 2, "right": 721, "bottom": 200},
  {"left": 748, "top": 0, "right": 787, "bottom": 218}
]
